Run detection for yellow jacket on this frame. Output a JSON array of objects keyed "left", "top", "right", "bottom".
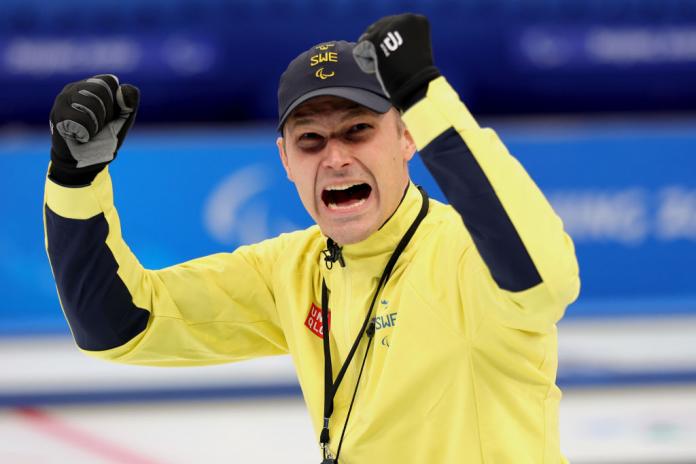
[{"left": 44, "top": 77, "right": 579, "bottom": 463}]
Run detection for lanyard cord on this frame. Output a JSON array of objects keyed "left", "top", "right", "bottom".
[{"left": 319, "top": 186, "right": 429, "bottom": 463}]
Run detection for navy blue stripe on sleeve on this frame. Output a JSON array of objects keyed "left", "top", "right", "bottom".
[
  {"left": 45, "top": 205, "right": 149, "bottom": 351},
  {"left": 420, "top": 128, "right": 542, "bottom": 292}
]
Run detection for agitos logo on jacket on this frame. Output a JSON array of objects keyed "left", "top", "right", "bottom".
[{"left": 305, "top": 303, "right": 330, "bottom": 338}]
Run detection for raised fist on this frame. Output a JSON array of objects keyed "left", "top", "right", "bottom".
[
  {"left": 49, "top": 74, "right": 140, "bottom": 185},
  {"left": 353, "top": 13, "right": 440, "bottom": 111}
]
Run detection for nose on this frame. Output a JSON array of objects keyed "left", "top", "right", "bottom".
[{"left": 321, "top": 139, "right": 352, "bottom": 170}]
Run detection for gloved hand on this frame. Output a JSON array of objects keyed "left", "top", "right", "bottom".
[
  {"left": 49, "top": 74, "right": 140, "bottom": 185},
  {"left": 353, "top": 13, "right": 441, "bottom": 111}
]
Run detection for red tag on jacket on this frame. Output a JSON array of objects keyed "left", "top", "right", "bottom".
[{"left": 305, "top": 303, "right": 330, "bottom": 338}]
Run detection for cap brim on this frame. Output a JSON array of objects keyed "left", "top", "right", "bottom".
[{"left": 277, "top": 87, "right": 392, "bottom": 131}]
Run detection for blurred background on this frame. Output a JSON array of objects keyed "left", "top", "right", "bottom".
[{"left": 1, "top": 0, "right": 695, "bottom": 462}]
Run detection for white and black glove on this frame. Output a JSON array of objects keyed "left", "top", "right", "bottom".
[
  {"left": 49, "top": 74, "right": 140, "bottom": 185},
  {"left": 353, "top": 13, "right": 440, "bottom": 111}
]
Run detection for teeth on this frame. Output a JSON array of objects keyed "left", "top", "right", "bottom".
[
  {"left": 325, "top": 183, "right": 361, "bottom": 191},
  {"left": 327, "top": 198, "right": 367, "bottom": 210}
]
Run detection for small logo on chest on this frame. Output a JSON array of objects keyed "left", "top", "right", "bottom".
[{"left": 305, "top": 303, "right": 330, "bottom": 339}]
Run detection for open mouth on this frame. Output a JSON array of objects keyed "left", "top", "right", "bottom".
[{"left": 321, "top": 183, "right": 372, "bottom": 210}]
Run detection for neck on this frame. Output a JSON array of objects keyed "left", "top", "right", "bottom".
[{"left": 378, "top": 181, "right": 411, "bottom": 232}]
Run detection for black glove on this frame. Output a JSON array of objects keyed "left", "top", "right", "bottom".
[
  {"left": 49, "top": 74, "right": 140, "bottom": 186},
  {"left": 353, "top": 13, "right": 441, "bottom": 111}
]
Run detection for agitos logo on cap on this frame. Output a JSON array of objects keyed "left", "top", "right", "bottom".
[
  {"left": 311, "top": 43, "right": 337, "bottom": 80},
  {"left": 276, "top": 40, "right": 391, "bottom": 131}
]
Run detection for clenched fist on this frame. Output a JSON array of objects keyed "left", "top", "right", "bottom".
[
  {"left": 49, "top": 74, "right": 140, "bottom": 185},
  {"left": 353, "top": 14, "right": 440, "bottom": 111}
]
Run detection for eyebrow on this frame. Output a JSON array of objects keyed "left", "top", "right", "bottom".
[{"left": 289, "top": 107, "right": 377, "bottom": 129}]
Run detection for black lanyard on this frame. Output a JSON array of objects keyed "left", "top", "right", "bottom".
[{"left": 319, "top": 186, "right": 429, "bottom": 463}]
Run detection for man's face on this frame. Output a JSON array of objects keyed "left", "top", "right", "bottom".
[{"left": 277, "top": 96, "right": 416, "bottom": 245}]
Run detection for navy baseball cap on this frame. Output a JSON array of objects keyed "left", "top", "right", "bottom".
[{"left": 277, "top": 40, "right": 392, "bottom": 131}]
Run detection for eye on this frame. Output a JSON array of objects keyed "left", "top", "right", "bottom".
[
  {"left": 296, "top": 132, "right": 326, "bottom": 151},
  {"left": 347, "top": 123, "right": 371, "bottom": 134},
  {"left": 344, "top": 123, "right": 373, "bottom": 141},
  {"left": 299, "top": 132, "right": 321, "bottom": 140}
]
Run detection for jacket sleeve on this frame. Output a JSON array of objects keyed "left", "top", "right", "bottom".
[
  {"left": 402, "top": 77, "right": 580, "bottom": 332},
  {"left": 43, "top": 167, "right": 288, "bottom": 365}
]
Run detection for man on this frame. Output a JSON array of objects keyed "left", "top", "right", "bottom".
[{"left": 44, "top": 14, "right": 579, "bottom": 463}]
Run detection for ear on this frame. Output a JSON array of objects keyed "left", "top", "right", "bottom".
[
  {"left": 277, "top": 136, "right": 294, "bottom": 182},
  {"left": 401, "top": 126, "right": 417, "bottom": 162}
]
